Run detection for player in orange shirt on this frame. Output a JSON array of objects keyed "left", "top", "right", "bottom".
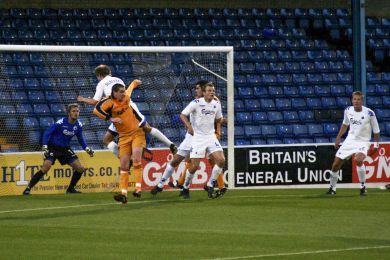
[{"left": 94, "top": 80, "right": 146, "bottom": 203}]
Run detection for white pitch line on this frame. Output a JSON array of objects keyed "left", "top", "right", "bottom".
[
  {"left": 0, "top": 192, "right": 387, "bottom": 215},
  {"left": 204, "top": 245, "right": 390, "bottom": 260},
  {"left": 0, "top": 199, "right": 169, "bottom": 214}
]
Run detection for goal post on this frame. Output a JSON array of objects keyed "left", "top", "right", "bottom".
[{"left": 0, "top": 44, "right": 235, "bottom": 190}]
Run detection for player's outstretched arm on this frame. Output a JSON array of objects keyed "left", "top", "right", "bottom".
[{"left": 77, "top": 95, "right": 99, "bottom": 105}]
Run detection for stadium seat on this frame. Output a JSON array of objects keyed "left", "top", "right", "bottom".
[
  {"left": 298, "top": 110, "right": 315, "bottom": 122},
  {"left": 39, "top": 117, "right": 55, "bottom": 128},
  {"left": 292, "top": 124, "right": 308, "bottom": 137},
  {"left": 244, "top": 125, "right": 261, "bottom": 138},
  {"left": 261, "top": 125, "right": 277, "bottom": 138},
  {"left": 253, "top": 86, "right": 268, "bottom": 97},
  {"left": 33, "top": 104, "right": 50, "bottom": 114},
  {"left": 234, "top": 100, "right": 245, "bottom": 112},
  {"left": 306, "top": 98, "right": 322, "bottom": 109},
  {"left": 252, "top": 111, "right": 268, "bottom": 123},
  {"left": 321, "top": 97, "right": 337, "bottom": 109},
  {"left": 236, "top": 112, "right": 252, "bottom": 124},
  {"left": 299, "top": 138, "right": 314, "bottom": 144},
  {"left": 16, "top": 104, "right": 33, "bottom": 114},
  {"left": 330, "top": 85, "right": 346, "bottom": 96},
  {"left": 283, "top": 111, "right": 299, "bottom": 123},
  {"left": 314, "top": 110, "right": 331, "bottom": 122},
  {"left": 267, "top": 111, "right": 283, "bottom": 123},
  {"left": 50, "top": 103, "right": 66, "bottom": 115},
  {"left": 336, "top": 97, "right": 351, "bottom": 108},
  {"left": 315, "top": 137, "right": 331, "bottom": 143},
  {"left": 11, "top": 91, "right": 28, "bottom": 101},
  {"left": 245, "top": 99, "right": 261, "bottom": 111},
  {"left": 259, "top": 99, "right": 275, "bottom": 110},
  {"left": 267, "top": 138, "right": 283, "bottom": 145},
  {"left": 28, "top": 90, "right": 46, "bottom": 102},
  {"left": 307, "top": 124, "right": 324, "bottom": 136},
  {"left": 323, "top": 123, "right": 339, "bottom": 136},
  {"left": 291, "top": 98, "right": 306, "bottom": 109},
  {"left": 366, "top": 96, "right": 382, "bottom": 108},
  {"left": 236, "top": 139, "right": 251, "bottom": 146},
  {"left": 330, "top": 110, "right": 343, "bottom": 121},
  {"left": 235, "top": 126, "right": 245, "bottom": 139},
  {"left": 251, "top": 139, "right": 266, "bottom": 145},
  {"left": 276, "top": 124, "right": 293, "bottom": 137},
  {"left": 23, "top": 117, "right": 39, "bottom": 129},
  {"left": 269, "top": 86, "right": 283, "bottom": 96},
  {"left": 275, "top": 98, "right": 291, "bottom": 110},
  {"left": 283, "top": 86, "right": 299, "bottom": 97}
]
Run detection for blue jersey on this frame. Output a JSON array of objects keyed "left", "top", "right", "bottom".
[{"left": 42, "top": 117, "right": 87, "bottom": 149}]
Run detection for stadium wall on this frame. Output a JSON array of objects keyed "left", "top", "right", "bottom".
[{"left": 1, "top": 144, "right": 389, "bottom": 196}]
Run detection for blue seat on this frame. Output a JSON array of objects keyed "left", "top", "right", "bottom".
[
  {"left": 285, "top": 62, "right": 300, "bottom": 72},
  {"left": 297, "top": 86, "right": 314, "bottom": 97},
  {"left": 252, "top": 112, "right": 268, "bottom": 123},
  {"left": 330, "top": 84, "right": 346, "bottom": 96},
  {"left": 253, "top": 86, "right": 268, "bottom": 97},
  {"left": 236, "top": 112, "right": 252, "bottom": 124},
  {"left": 366, "top": 96, "right": 382, "bottom": 108},
  {"left": 235, "top": 126, "right": 245, "bottom": 138},
  {"left": 321, "top": 97, "right": 337, "bottom": 109},
  {"left": 276, "top": 124, "right": 293, "bottom": 137},
  {"left": 16, "top": 104, "right": 33, "bottom": 114},
  {"left": 323, "top": 123, "right": 339, "bottom": 136},
  {"left": 267, "top": 111, "right": 283, "bottom": 123},
  {"left": 322, "top": 73, "right": 338, "bottom": 83},
  {"left": 307, "top": 74, "right": 323, "bottom": 84},
  {"left": 235, "top": 139, "right": 251, "bottom": 146},
  {"left": 244, "top": 125, "right": 261, "bottom": 138},
  {"left": 137, "top": 102, "right": 151, "bottom": 113},
  {"left": 298, "top": 110, "right": 315, "bottom": 122},
  {"left": 338, "top": 73, "right": 352, "bottom": 83},
  {"left": 283, "top": 86, "right": 299, "bottom": 97},
  {"left": 314, "top": 61, "right": 329, "bottom": 71},
  {"left": 239, "top": 63, "right": 255, "bottom": 73},
  {"left": 330, "top": 110, "right": 343, "bottom": 121},
  {"left": 260, "top": 99, "right": 275, "bottom": 110},
  {"left": 237, "top": 87, "right": 253, "bottom": 98},
  {"left": 261, "top": 125, "right": 277, "bottom": 137},
  {"left": 269, "top": 86, "right": 283, "bottom": 96},
  {"left": 23, "top": 117, "right": 39, "bottom": 129},
  {"left": 275, "top": 98, "right": 291, "bottom": 110},
  {"left": 11, "top": 91, "right": 28, "bottom": 101},
  {"left": 0, "top": 104, "right": 16, "bottom": 115},
  {"left": 276, "top": 74, "right": 292, "bottom": 84},
  {"left": 300, "top": 61, "right": 315, "bottom": 72},
  {"left": 4, "top": 117, "right": 18, "bottom": 129},
  {"left": 166, "top": 102, "right": 180, "bottom": 113},
  {"left": 383, "top": 96, "right": 390, "bottom": 107},
  {"left": 283, "top": 111, "right": 299, "bottom": 123},
  {"left": 234, "top": 100, "right": 245, "bottom": 111},
  {"left": 307, "top": 124, "right": 324, "bottom": 136},
  {"left": 267, "top": 138, "right": 283, "bottom": 145},
  {"left": 262, "top": 74, "right": 277, "bottom": 84},
  {"left": 28, "top": 91, "right": 45, "bottom": 101},
  {"left": 33, "top": 104, "right": 50, "bottom": 114},
  {"left": 292, "top": 74, "right": 307, "bottom": 84},
  {"left": 299, "top": 138, "right": 314, "bottom": 144},
  {"left": 39, "top": 117, "right": 55, "bottom": 128},
  {"left": 314, "top": 85, "right": 331, "bottom": 96},
  {"left": 315, "top": 137, "right": 331, "bottom": 143},
  {"left": 251, "top": 139, "right": 266, "bottom": 145},
  {"left": 50, "top": 103, "right": 66, "bottom": 115},
  {"left": 291, "top": 98, "right": 306, "bottom": 109},
  {"left": 245, "top": 99, "right": 261, "bottom": 111},
  {"left": 292, "top": 124, "right": 308, "bottom": 137}
]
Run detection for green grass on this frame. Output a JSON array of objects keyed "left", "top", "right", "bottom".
[{"left": 0, "top": 189, "right": 389, "bottom": 259}]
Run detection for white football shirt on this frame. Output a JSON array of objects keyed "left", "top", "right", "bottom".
[
  {"left": 342, "top": 106, "right": 380, "bottom": 142},
  {"left": 181, "top": 97, "right": 222, "bottom": 136},
  {"left": 93, "top": 75, "right": 125, "bottom": 101}
]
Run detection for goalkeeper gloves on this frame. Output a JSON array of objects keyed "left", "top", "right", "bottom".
[
  {"left": 85, "top": 147, "right": 94, "bottom": 157},
  {"left": 42, "top": 145, "right": 49, "bottom": 158}
]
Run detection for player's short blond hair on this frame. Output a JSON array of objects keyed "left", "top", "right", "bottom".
[
  {"left": 94, "top": 64, "right": 111, "bottom": 77},
  {"left": 352, "top": 91, "right": 363, "bottom": 98},
  {"left": 67, "top": 103, "right": 80, "bottom": 114}
]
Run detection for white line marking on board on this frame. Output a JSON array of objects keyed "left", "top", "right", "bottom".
[{"left": 203, "top": 245, "right": 390, "bottom": 260}]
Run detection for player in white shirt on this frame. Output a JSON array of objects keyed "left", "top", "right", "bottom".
[
  {"left": 327, "top": 91, "right": 380, "bottom": 196},
  {"left": 179, "top": 82, "right": 225, "bottom": 199},
  {"left": 77, "top": 64, "right": 177, "bottom": 158},
  {"left": 150, "top": 80, "right": 208, "bottom": 195}
]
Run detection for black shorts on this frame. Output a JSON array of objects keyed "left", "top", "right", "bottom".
[{"left": 45, "top": 145, "right": 78, "bottom": 165}]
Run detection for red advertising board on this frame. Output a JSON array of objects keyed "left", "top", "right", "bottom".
[
  {"left": 141, "top": 149, "right": 213, "bottom": 190},
  {"left": 352, "top": 144, "right": 390, "bottom": 183}
]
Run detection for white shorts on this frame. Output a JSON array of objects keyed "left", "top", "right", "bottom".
[
  {"left": 177, "top": 133, "right": 192, "bottom": 157},
  {"left": 190, "top": 134, "right": 223, "bottom": 159},
  {"left": 108, "top": 123, "right": 118, "bottom": 136},
  {"left": 336, "top": 139, "right": 370, "bottom": 160}
]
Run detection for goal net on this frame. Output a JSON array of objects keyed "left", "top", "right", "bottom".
[{"left": 0, "top": 45, "right": 234, "bottom": 194}]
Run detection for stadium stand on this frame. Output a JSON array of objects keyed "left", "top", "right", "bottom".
[{"left": 0, "top": 6, "right": 389, "bottom": 151}]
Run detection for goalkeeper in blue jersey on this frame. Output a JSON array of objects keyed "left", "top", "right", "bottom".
[{"left": 22, "top": 103, "right": 94, "bottom": 195}]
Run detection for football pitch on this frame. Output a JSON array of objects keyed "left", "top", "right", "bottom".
[{"left": 1, "top": 189, "right": 389, "bottom": 259}]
